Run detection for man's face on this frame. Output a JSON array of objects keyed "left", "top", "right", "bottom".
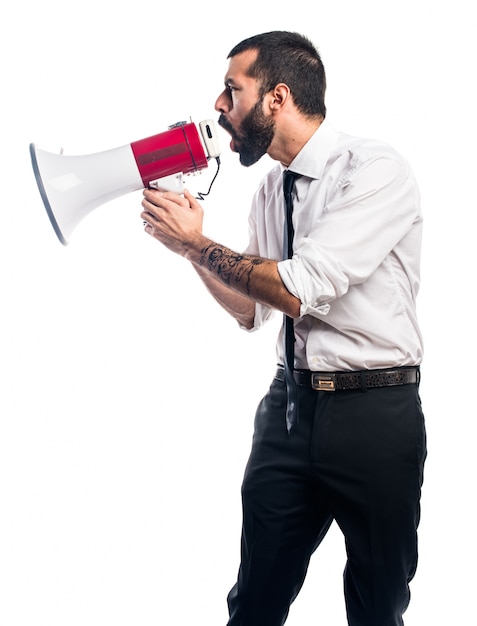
[{"left": 215, "top": 50, "right": 275, "bottom": 167}]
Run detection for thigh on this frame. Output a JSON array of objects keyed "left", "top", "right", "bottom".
[{"left": 244, "top": 379, "right": 334, "bottom": 549}]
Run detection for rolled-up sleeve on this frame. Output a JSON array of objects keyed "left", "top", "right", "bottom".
[{"left": 277, "top": 154, "right": 420, "bottom": 319}]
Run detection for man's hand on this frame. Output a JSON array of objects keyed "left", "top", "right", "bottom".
[{"left": 141, "top": 188, "right": 203, "bottom": 257}]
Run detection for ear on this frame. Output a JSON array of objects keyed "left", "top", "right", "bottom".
[{"left": 266, "top": 83, "right": 291, "bottom": 113}]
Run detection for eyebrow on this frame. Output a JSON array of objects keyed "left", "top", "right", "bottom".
[{"left": 224, "top": 78, "right": 239, "bottom": 88}]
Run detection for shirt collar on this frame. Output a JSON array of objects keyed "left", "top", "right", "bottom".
[{"left": 286, "top": 117, "right": 339, "bottom": 181}]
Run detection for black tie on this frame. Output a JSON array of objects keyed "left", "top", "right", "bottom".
[{"left": 282, "top": 170, "right": 301, "bottom": 433}]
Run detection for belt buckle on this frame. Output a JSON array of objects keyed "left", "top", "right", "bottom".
[{"left": 311, "top": 373, "right": 336, "bottom": 391}]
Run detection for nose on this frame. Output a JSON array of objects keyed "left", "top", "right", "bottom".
[{"left": 215, "top": 88, "right": 231, "bottom": 113}]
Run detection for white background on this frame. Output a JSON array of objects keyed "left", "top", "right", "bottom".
[{"left": 1, "top": 1, "right": 475, "bottom": 624}]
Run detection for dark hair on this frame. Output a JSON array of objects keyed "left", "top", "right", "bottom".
[{"left": 228, "top": 31, "right": 326, "bottom": 118}]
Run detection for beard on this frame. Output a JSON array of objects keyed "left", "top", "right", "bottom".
[{"left": 219, "top": 99, "right": 275, "bottom": 167}]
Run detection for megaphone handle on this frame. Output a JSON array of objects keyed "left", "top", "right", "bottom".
[{"left": 148, "top": 173, "right": 184, "bottom": 194}]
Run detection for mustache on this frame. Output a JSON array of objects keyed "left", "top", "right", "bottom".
[{"left": 218, "top": 114, "right": 237, "bottom": 138}]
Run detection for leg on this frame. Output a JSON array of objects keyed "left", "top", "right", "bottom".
[
  {"left": 314, "top": 385, "right": 426, "bottom": 626},
  {"left": 227, "top": 379, "right": 333, "bottom": 626}
]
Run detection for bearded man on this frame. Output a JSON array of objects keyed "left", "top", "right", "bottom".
[{"left": 141, "top": 31, "right": 426, "bottom": 626}]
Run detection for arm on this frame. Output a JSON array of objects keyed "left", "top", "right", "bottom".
[
  {"left": 191, "top": 263, "right": 256, "bottom": 329},
  {"left": 140, "top": 188, "right": 301, "bottom": 325}
]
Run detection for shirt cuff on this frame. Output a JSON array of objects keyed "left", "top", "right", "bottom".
[{"left": 277, "top": 259, "right": 331, "bottom": 318}]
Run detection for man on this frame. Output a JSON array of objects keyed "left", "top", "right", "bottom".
[{"left": 141, "top": 31, "right": 426, "bottom": 626}]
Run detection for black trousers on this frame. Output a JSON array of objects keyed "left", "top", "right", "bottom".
[{"left": 227, "top": 374, "right": 426, "bottom": 626}]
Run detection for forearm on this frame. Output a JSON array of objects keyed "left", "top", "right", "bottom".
[
  {"left": 192, "top": 263, "right": 256, "bottom": 329},
  {"left": 186, "top": 235, "right": 301, "bottom": 319},
  {"left": 140, "top": 188, "right": 301, "bottom": 320}
]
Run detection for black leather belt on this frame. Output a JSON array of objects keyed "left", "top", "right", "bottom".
[{"left": 275, "top": 365, "right": 419, "bottom": 391}]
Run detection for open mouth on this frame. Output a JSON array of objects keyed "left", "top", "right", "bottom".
[{"left": 218, "top": 115, "right": 239, "bottom": 150}]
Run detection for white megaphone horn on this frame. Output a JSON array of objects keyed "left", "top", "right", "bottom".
[{"left": 30, "top": 119, "right": 221, "bottom": 245}]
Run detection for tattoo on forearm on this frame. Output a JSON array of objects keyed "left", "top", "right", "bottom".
[{"left": 200, "top": 244, "right": 265, "bottom": 295}]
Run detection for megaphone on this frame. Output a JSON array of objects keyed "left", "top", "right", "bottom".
[{"left": 30, "top": 119, "right": 220, "bottom": 245}]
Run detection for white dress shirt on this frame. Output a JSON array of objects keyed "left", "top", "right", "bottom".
[{"left": 244, "top": 118, "right": 423, "bottom": 372}]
